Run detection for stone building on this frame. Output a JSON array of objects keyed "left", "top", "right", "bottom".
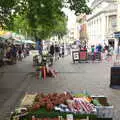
[{"left": 87, "top": 0, "right": 118, "bottom": 49}]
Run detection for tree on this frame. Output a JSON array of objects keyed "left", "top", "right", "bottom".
[
  {"left": 0, "top": 0, "right": 91, "bottom": 39},
  {"left": 66, "top": 0, "right": 91, "bottom": 15},
  {"left": 12, "top": 15, "right": 32, "bottom": 37},
  {"left": 51, "top": 15, "right": 67, "bottom": 39}
]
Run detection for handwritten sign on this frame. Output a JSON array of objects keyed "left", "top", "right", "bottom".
[
  {"left": 72, "top": 51, "right": 79, "bottom": 60},
  {"left": 66, "top": 114, "right": 73, "bottom": 120}
]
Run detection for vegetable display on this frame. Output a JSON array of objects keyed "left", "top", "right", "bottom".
[{"left": 11, "top": 92, "right": 113, "bottom": 120}]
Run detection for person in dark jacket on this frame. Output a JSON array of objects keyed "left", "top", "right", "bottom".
[
  {"left": 55, "top": 44, "right": 60, "bottom": 60},
  {"left": 18, "top": 47, "right": 22, "bottom": 61},
  {"left": 11, "top": 45, "right": 17, "bottom": 63},
  {"left": 49, "top": 44, "right": 55, "bottom": 56},
  {"left": 49, "top": 44, "right": 55, "bottom": 65},
  {"left": 62, "top": 44, "right": 64, "bottom": 57}
]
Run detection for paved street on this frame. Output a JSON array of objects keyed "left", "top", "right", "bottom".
[{"left": 0, "top": 55, "right": 120, "bottom": 119}]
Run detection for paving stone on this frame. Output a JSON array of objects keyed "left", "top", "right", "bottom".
[{"left": 0, "top": 55, "right": 120, "bottom": 119}]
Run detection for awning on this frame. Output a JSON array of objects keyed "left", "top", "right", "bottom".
[
  {"left": 14, "top": 39, "right": 36, "bottom": 44},
  {"left": 0, "top": 31, "right": 12, "bottom": 41},
  {"left": 24, "top": 40, "right": 35, "bottom": 44},
  {"left": 0, "top": 36, "right": 7, "bottom": 41}
]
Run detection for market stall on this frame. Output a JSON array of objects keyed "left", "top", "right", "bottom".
[
  {"left": 33, "top": 52, "right": 57, "bottom": 80},
  {"left": 10, "top": 92, "right": 113, "bottom": 120},
  {"left": 72, "top": 51, "right": 101, "bottom": 63}
]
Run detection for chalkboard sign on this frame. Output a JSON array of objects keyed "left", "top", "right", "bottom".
[{"left": 72, "top": 51, "right": 79, "bottom": 63}]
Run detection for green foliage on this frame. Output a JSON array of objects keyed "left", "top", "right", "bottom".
[
  {"left": 52, "top": 15, "right": 67, "bottom": 39},
  {"left": 13, "top": 15, "right": 32, "bottom": 35},
  {"left": 0, "top": 0, "right": 91, "bottom": 39},
  {"left": 66, "top": 0, "right": 91, "bottom": 15}
]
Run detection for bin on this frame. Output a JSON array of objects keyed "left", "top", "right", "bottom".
[{"left": 110, "top": 66, "right": 120, "bottom": 88}]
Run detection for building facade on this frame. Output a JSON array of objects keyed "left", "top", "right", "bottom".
[
  {"left": 87, "top": 0, "right": 118, "bottom": 50},
  {"left": 77, "top": 14, "right": 88, "bottom": 46}
]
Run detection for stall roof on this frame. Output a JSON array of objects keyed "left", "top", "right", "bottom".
[
  {"left": 0, "top": 36, "right": 7, "bottom": 41},
  {"left": 24, "top": 40, "right": 35, "bottom": 44},
  {"left": 14, "top": 39, "right": 36, "bottom": 44}
]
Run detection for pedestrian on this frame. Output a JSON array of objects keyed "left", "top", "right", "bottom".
[
  {"left": 61, "top": 44, "right": 64, "bottom": 57},
  {"left": 18, "top": 47, "right": 22, "bottom": 61},
  {"left": 83, "top": 46, "right": 87, "bottom": 51},
  {"left": 55, "top": 44, "right": 60, "bottom": 61},
  {"left": 49, "top": 43, "right": 55, "bottom": 65},
  {"left": 6, "top": 45, "right": 12, "bottom": 59},
  {"left": 49, "top": 43, "right": 55, "bottom": 56},
  {"left": 91, "top": 45, "right": 95, "bottom": 61},
  {"left": 67, "top": 44, "right": 71, "bottom": 55},
  {"left": 0, "top": 43, "right": 4, "bottom": 66},
  {"left": 11, "top": 45, "right": 17, "bottom": 63}
]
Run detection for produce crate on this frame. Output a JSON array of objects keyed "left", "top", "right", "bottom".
[
  {"left": 91, "top": 96, "right": 113, "bottom": 119},
  {"left": 10, "top": 94, "right": 113, "bottom": 120}
]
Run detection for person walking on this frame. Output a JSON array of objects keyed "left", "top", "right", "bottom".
[
  {"left": 55, "top": 44, "right": 60, "bottom": 61},
  {"left": 18, "top": 47, "right": 22, "bottom": 61},
  {"left": 0, "top": 43, "right": 4, "bottom": 66},
  {"left": 49, "top": 43, "right": 55, "bottom": 65},
  {"left": 61, "top": 44, "right": 64, "bottom": 57},
  {"left": 11, "top": 45, "right": 17, "bottom": 63},
  {"left": 91, "top": 45, "right": 95, "bottom": 61}
]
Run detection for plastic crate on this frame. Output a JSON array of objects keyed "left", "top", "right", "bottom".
[{"left": 91, "top": 96, "right": 113, "bottom": 119}]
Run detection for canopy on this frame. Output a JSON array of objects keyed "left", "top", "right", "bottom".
[
  {"left": 24, "top": 40, "right": 35, "bottom": 44},
  {"left": 0, "top": 36, "right": 7, "bottom": 41},
  {"left": 14, "top": 39, "right": 36, "bottom": 44}
]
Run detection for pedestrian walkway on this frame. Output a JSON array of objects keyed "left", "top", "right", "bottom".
[
  {"left": 27, "top": 55, "right": 120, "bottom": 119},
  {"left": 0, "top": 55, "right": 120, "bottom": 119},
  {"left": 0, "top": 56, "right": 33, "bottom": 119}
]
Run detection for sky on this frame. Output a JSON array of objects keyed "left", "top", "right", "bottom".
[{"left": 62, "top": 7, "right": 76, "bottom": 29}]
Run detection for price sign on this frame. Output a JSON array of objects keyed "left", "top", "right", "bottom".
[
  {"left": 66, "top": 114, "right": 73, "bottom": 120},
  {"left": 73, "top": 51, "right": 79, "bottom": 60}
]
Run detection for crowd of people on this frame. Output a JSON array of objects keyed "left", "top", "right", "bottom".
[
  {"left": 70, "top": 41, "right": 115, "bottom": 61},
  {"left": 90, "top": 44, "right": 114, "bottom": 60},
  {"left": 0, "top": 40, "right": 30, "bottom": 66},
  {"left": 48, "top": 43, "right": 72, "bottom": 61}
]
